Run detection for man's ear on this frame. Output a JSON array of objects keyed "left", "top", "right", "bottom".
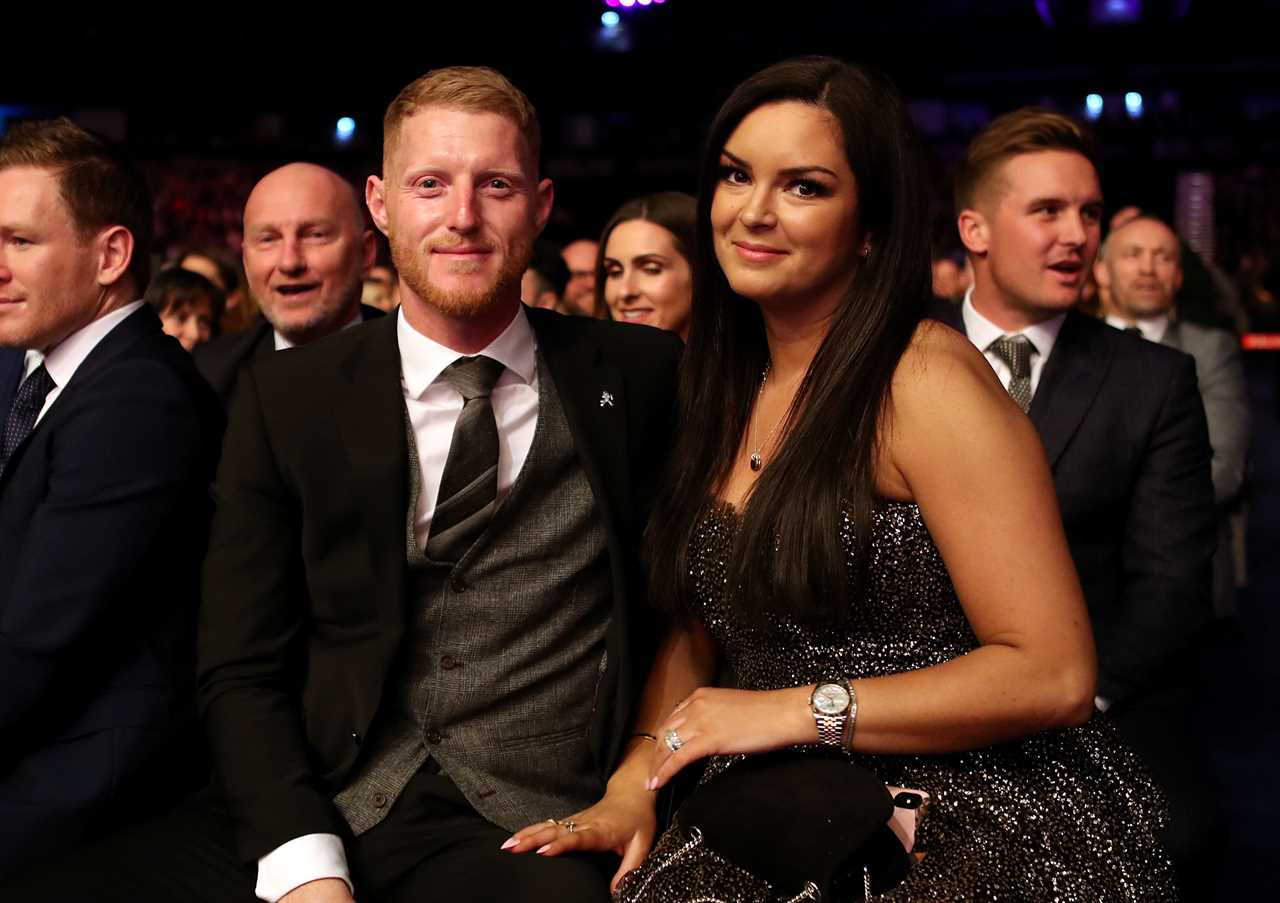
[
  {"left": 96, "top": 225, "right": 134, "bottom": 288},
  {"left": 957, "top": 209, "right": 989, "bottom": 256},
  {"left": 360, "top": 229, "right": 377, "bottom": 275},
  {"left": 533, "top": 178, "right": 554, "bottom": 237},
  {"left": 366, "top": 176, "right": 390, "bottom": 237}
]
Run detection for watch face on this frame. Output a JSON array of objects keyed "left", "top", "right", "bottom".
[{"left": 814, "top": 684, "right": 850, "bottom": 715}]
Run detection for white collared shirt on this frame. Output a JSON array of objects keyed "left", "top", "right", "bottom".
[
  {"left": 961, "top": 287, "right": 1065, "bottom": 398},
  {"left": 272, "top": 308, "right": 365, "bottom": 351},
  {"left": 255, "top": 304, "right": 540, "bottom": 902},
  {"left": 21, "top": 301, "right": 145, "bottom": 425},
  {"left": 1105, "top": 312, "right": 1170, "bottom": 344}
]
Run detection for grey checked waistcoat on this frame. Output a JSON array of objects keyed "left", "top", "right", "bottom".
[{"left": 334, "top": 352, "right": 612, "bottom": 835}]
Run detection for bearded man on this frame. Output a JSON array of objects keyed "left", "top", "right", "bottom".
[{"left": 5, "top": 65, "right": 681, "bottom": 903}]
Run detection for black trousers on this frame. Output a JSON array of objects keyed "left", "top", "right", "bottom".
[{"left": 1, "top": 770, "right": 613, "bottom": 902}]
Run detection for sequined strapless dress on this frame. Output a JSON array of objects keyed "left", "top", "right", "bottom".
[{"left": 618, "top": 501, "right": 1178, "bottom": 902}]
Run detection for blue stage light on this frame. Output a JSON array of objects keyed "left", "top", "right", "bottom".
[
  {"left": 1124, "top": 92, "right": 1144, "bottom": 118},
  {"left": 1085, "top": 94, "right": 1104, "bottom": 120},
  {"left": 602, "top": 10, "right": 620, "bottom": 26},
  {"left": 336, "top": 117, "right": 356, "bottom": 142}
]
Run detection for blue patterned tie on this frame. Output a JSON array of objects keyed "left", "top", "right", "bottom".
[
  {"left": 988, "top": 334, "right": 1034, "bottom": 413},
  {"left": 1, "top": 363, "right": 56, "bottom": 473},
  {"left": 426, "top": 355, "right": 505, "bottom": 564}
]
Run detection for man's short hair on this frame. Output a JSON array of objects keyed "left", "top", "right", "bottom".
[
  {"left": 0, "top": 117, "right": 153, "bottom": 290},
  {"left": 1097, "top": 213, "right": 1182, "bottom": 264},
  {"left": 955, "top": 107, "right": 1098, "bottom": 215},
  {"left": 383, "top": 66, "right": 541, "bottom": 173}
]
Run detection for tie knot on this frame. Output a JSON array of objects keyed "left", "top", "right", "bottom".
[
  {"left": 988, "top": 334, "right": 1034, "bottom": 379},
  {"left": 441, "top": 355, "right": 504, "bottom": 400}
]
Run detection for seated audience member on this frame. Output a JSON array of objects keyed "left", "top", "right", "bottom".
[
  {"left": 560, "top": 237, "right": 600, "bottom": 316},
  {"left": 193, "top": 162, "right": 381, "bottom": 406},
  {"left": 178, "top": 245, "right": 254, "bottom": 334},
  {"left": 362, "top": 263, "right": 399, "bottom": 313},
  {"left": 2, "top": 65, "right": 680, "bottom": 903},
  {"left": 0, "top": 119, "right": 223, "bottom": 878},
  {"left": 521, "top": 239, "right": 571, "bottom": 311},
  {"left": 145, "top": 267, "right": 226, "bottom": 352},
  {"left": 934, "top": 107, "right": 1219, "bottom": 897},
  {"left": 597, "top": 192, "right": 696, "bottom": 340},
  {"left": 1095, "top": 214, "right": 1250, "bottom": 616},
  {"left": 930, "top": 244, "right": 971, "bottom": 303}
]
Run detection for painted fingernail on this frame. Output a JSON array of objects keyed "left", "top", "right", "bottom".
[
  {"left": 536, "top": 844, "right": 552, "bottom": 854},
  {"left": 645, "top": 778, "right": 656, "bottom": 791},
  {"left": 500, "top": 837, "right": 518, "bottom": 851}
]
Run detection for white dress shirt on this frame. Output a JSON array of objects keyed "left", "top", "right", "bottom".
[
  {"left": 1105, "top": 312, "right": 1170, "bottom": 344},
  {"left": 961, "top": 287, "right": 1065, "bottom": 398},
  {"left": 255, "top": 304, "right": 540, "bottom": 902},
  {"left": 21, "top": 301, "right": 145, "bottom": 425}
]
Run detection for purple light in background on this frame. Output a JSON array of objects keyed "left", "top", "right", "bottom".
[
  {"left": 638, "top": 0, "right": 652, "bottom": 5},
  {"left": 605, "top": 0, "right": 620, "bottom": 6},
  {"left": 1092, "top": 0, "right": 1143, "bottom": 24},
  {"left": 620, "top": 0, "right": 636, "bottom": 7},
  {"left": 1035, "top": 0, "right": 1053, "bottom": 26}
]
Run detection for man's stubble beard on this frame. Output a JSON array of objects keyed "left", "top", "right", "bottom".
[{"left": 391, "top": 232, "right": 533, "bottom": 318}]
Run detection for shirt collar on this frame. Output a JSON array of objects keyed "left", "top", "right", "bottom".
[
  {"left": 962, "top": 285, "right": 1065, "bottom": 359},
  {"left": 273, "top": 307, "right": 364, "bottom": 351},
  {"left": 397, "top": 304, "right": 537, "bottom": 400},
  {"left": 1104, "top": 312, "right": 1169, "bottom": 343},
  {"left": 30, "top": 300, "right": 145, "bottom": 388}
]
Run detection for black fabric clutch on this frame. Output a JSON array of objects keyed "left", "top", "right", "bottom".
[{"left": 674, "top": 750, "right": 913, "bottom": 901}]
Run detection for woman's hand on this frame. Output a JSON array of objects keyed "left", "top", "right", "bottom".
[
  {"left": 502, "top": 782, "right": 658, "bottom": 894},
  {"left": 647, "top": 686, "right": 815, "bottom": 791}
]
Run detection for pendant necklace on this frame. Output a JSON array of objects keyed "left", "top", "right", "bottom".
[{"left": 748, "top": 361, "right": 793, "bottom": 472}]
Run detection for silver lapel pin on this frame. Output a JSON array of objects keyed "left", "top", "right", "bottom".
[{"left": 599, "top": 390, "right": 614, "bottom": 408}]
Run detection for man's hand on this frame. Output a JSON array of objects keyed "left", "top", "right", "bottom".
[{"left": 279, "top": 878, "right": 355, "bottom": 903}]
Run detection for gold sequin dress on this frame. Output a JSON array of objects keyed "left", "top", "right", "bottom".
[{"left": 617, "top": 501, "right": 1178, "bottom": 902}]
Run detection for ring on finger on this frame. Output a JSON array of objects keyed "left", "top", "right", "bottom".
[
  {"left": 664, "top": 728, "right": 684, "bottom": 753},
  {"left": 564, "top": 819, "right": 577, "bottom": 832}
]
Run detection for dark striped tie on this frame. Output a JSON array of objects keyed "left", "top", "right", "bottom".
[
  {"left": 1, "top": 363, "right": 56, "bottom": 474},
  {"left": 426, "top": 355, "right": 506, "bottom": 564},
  {"left": 988, "top": 334, "right": 1034, "bottom": 413}
]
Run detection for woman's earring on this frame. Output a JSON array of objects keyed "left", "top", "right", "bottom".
[{"left": 860, "top": 243, "right": 871, "bottom": 258}]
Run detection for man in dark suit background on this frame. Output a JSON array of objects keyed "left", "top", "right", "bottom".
[
  {"left": 933, "top": 107, "right": 1218, "bottom": 896},
  {"left": 5, "top": 67, "right": 680, "bottom": 903},
  {"left": 194, "top": 162, "right": 383, "bottom": 406},
  {"left": 0, "top": 119, "right": 222, "bottom": 877},
  {"left": 1096, "top": 214, "right": 1250, "bottom": 618}
]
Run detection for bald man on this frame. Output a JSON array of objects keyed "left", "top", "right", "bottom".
[{"left": 194, "top": 163, "right": 382, "bottom": 405}]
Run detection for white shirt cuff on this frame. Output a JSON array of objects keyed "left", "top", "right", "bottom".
[{"left": 255, "top": 833, "right": 352, "bottom": 902}]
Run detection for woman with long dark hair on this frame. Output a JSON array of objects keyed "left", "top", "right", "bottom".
[
  {"left": 595, "top": 192, "right": 697, "bottom": 339},
  {"left": 505, "top": 58, "right": 1175, "bottom": 900}
]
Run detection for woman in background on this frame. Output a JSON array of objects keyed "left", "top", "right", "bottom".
[{"left": 596, "top": 192, "right": 696, "bottom": 340}]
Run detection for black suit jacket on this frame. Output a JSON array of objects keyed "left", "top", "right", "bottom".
[
  {"left": 197, "top": 308, "right": 681, "bottom": 861},
  {"left": 0, "top": 349, "right": 21, "bottom": 419},
  {"left": 930, "top": 304, "right": 1216, "bottom": 706},
  {"left": 0, "top": 307, "right": 223, "bottom": 849},
  {"left": 193, "top": 304, "right": 385, "bottom": 405}
]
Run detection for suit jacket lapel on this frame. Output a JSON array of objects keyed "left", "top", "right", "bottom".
[
  {"left": 0, "top": 348, "right": 22, "bottom": 418},
  {"left": 1029, "top": 311, "right": 1111, "bottom": 467},
  {"left": 529, "top": 310, "right": 632, "bottom": 533},
  {"left": 332, "top": 315, "right": 408, "bottom": 628}
]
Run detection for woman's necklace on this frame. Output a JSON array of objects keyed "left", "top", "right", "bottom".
[{"left": 748, "top": 361, "right": 793, "bottom": 472}]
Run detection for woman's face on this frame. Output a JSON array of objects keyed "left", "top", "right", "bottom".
[
  {"left": 160, "top": 297, "right": 215, "bottom": 352},
  {"left": 601, "top": 219, "right": 694, "bottom": 339},
  {"left": 710, "top": 100, "right": 862, "bottom": 320}
]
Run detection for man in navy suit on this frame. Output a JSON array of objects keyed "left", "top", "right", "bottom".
[
  {"left": 934, "top": 107, "right": 1218, "bottom": 896},
  {"left": 0, "top": 119, "right": 222, "bottom": 877}
]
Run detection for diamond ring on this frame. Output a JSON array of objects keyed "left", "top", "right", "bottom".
[{"left": 664, "top": 728, "right": 684, "bottom": 752}]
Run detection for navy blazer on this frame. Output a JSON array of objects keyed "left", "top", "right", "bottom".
[
  {"left": 0, "top": 307, "right": 223, "bottom": 873},
  {"left": 929, "top": 304, "right": 1216, "bottom": 706}
]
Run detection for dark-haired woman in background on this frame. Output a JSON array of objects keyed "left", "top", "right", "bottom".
[
  {"left": 506, "top": 58, "right": 1175, "bottom": 900},
  {"left": 596, "top": 192, "right": 696, "bottom": 339}
]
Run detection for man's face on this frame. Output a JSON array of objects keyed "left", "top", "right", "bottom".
[
  {"left": 561, "top": 239, "right": 598, "bottom": 315},
  {"left": 368, "top": 107, "right": 552, "bottom": 320},
  {"left": 242, "top": 163, "right": 372, "bottom": 345},
  {"left": 1098, "top": 218, "right": 1182, "bottom": 320},
  {"left": 964, "top": 150, "right": 1103, "bottom": 324},
  {"left": 0, "top": 166, "right": 104, "bottom": 351}
]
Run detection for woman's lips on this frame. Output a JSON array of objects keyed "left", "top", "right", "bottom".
[{"left": 732, "top": 241, "right": 788, "bottom": 263}]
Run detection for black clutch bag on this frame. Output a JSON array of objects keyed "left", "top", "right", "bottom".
[{"left": 670, "top": 750, "right": 913, "bottom": 902}]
